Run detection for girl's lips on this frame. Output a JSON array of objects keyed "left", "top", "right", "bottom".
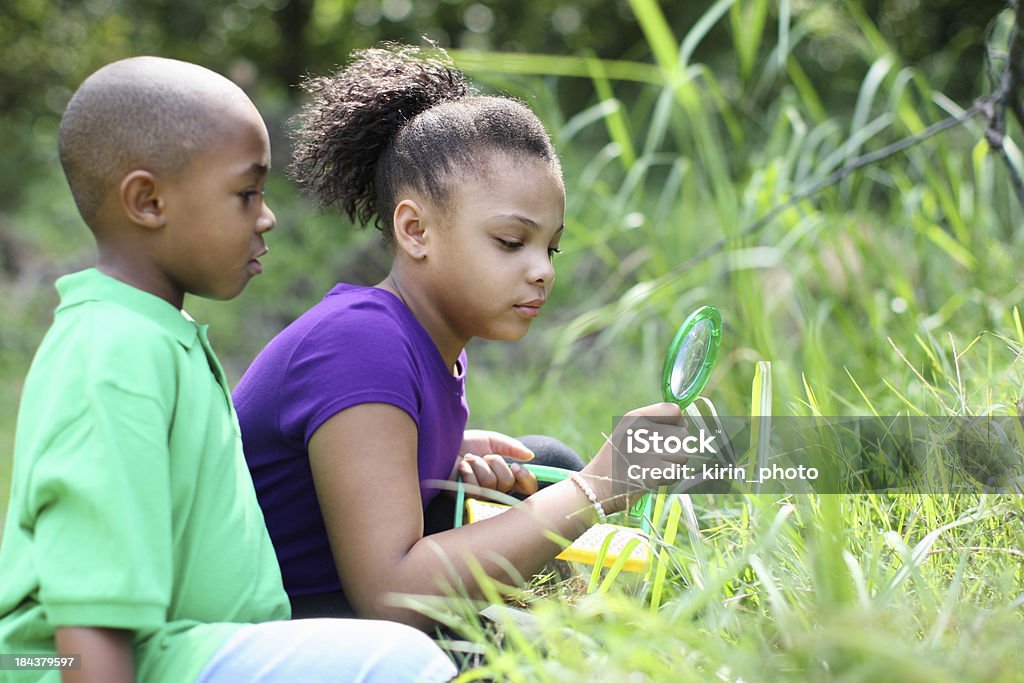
[{"left": 514, "top": 304, "right": 542, "bottom": 318}]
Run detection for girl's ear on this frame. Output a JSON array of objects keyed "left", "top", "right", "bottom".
[
  {"left": 392, "top": 198, "right": 428, "bottom": 259},
  {"left": 120, "top": 170, "right": 166, "bottom": 229}
]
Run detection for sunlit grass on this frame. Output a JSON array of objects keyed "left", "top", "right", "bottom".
[{"left": 433, "top": 492, "right": 1024, "bottom": 682}]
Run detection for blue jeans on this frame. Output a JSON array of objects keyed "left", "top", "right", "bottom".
[{"left": 195, "top": 618, "right": 456, "bottom": 682}]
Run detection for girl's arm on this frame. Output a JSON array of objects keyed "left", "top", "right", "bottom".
[
  {"left": 55, "top": 626, "right": 134, "bottom": 683},
  {"left": 310, "top": 402, "right": 633, "bottom": 630}
]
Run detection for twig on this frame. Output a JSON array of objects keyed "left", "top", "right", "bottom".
[
  {"left": 515, "top": 5, "right": 1023, "bottom": 410},
  {"left": 659, "top": 103, "right": 985, "bottom": 285},
  {"left": 1007, "top": 0, "right": 1024, "bottom": 128},
  {"left": 925, "top": 545, "right": 1024, "bottom": 561},
  {"left": 634, "top": 0, "right": 1024, "bottom": 305},
  {"left": 985, "top": 0, "right": 1024, "bottom": 207}
]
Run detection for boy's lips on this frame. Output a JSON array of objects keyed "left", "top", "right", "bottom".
[{"left": 248, "top": 246, "right": 269, "bottom": 274}]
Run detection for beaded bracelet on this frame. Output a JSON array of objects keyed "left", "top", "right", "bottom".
[{"left": 569, "top": 472, "right": 607, "bottom": 522}]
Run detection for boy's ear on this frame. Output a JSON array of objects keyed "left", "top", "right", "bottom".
[
  {"left": 392, "top": 199, "right": 429, "bottom": 259},
  {"left": 119, "top": 170, "right": 166, "bottom": 229}
]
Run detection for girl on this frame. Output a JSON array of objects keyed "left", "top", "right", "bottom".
[{"left": 233, "top": 43, "right": 682, "bottom": 629}]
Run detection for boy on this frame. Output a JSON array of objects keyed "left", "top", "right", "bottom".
[{"left": 0, "top": 57, "right": 455, "bottom": 682}]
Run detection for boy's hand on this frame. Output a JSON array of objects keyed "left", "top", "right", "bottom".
[{"left": 456, "top": 430, "right": 538, "bottom": 496}]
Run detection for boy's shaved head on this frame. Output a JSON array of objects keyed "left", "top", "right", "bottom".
[{"left": 59, "top": 56, "right": 255, "bottom": 229}]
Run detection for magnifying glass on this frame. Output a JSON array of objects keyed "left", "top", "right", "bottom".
[
  {"left": 623, "top": 305, "right": 723, "bottom": 526},
  {"left": 661, "top": 305, "right": 722, "bottom": 408},
  {"left": 522, "top": 306, "right": 723, "bottom": 483},
  {"left": 455, "top": 306, "right": 723, "bottom": 528}
]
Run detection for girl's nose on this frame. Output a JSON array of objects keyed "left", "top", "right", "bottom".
[{"left": 530, "top": 249, "right": 556, "bottom": 286}]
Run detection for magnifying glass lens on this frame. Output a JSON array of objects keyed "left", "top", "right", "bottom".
[
  {"left": 661, "top": 305, "right": 721, "bottom": 408},
  {"left": 669, "top": 318, "right": 712, "bottom": 399}
]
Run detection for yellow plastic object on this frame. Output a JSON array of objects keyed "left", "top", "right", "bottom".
[{"left": 464, "top": 498, "right": 651, "bottom": 573}]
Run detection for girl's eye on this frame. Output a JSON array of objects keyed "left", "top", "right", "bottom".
[
  {"left": 497, "top": 238, "right": 524, "bottom": 251},
  {"left": 548, "top": 247, "right": 562, "bottom": 258}
]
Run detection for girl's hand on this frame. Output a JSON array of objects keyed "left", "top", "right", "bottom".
[
  {"left": 456, "top": 430, "right": 539, "bottom": 496},
  {"left": 581, "top": 402, "right": 687, "bottom": 513}
]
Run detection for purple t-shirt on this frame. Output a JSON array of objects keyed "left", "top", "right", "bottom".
[{"left": 233, "top": 283, "right": 468, "bottom": 598}]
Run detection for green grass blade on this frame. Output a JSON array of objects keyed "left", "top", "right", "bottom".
[
  {"left": 680, "top": 0, "right": 736, "bottom": 68},
  {"left": 730, "top": 0, "right": 769, "bottom": 80},
  {"left": 627, "top": 0, "right": 681, "bottom": 77}
]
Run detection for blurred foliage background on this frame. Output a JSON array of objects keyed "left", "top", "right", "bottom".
[
  {"left": 1, "top": 0, "right": 1020, "bottom": 498},
  {"left": 0, "top": 0, "right": 1005, "bottom": 209}
]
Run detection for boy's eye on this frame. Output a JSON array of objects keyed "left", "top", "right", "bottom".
[{"left": 240, "top": 190, "right": 264, "bottom": 205}]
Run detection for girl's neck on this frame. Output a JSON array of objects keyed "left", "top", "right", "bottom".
[{"left": 377, "top": 271, "right": 467, "bottom": 374}]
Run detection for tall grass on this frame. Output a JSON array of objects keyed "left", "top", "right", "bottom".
[
  {"left": 453, "top": 2, "right": 1024, "bottom": 680},
  {"left": 463, "top": 1, "right": 1022, "bottom": 440},
  {"left": 439, "top": 493, "right": 1024, "bottom": 681}
]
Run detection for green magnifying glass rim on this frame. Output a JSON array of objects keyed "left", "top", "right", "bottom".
[{"left": 660, "top": 305, "right": 722, "bottom": 408}]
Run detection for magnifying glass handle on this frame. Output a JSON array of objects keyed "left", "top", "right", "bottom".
[{"left": 522, "top": 463, "right": 572, "bottom": 483}]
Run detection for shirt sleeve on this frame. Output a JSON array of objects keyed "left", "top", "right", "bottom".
[
  {"left": 24, "top": 365, "right": 174, "bottom": 630},
  {"left": 279, "top": 305, "right": 423, "bottom": 447}
]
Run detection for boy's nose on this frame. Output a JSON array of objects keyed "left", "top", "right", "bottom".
[{"left": 258, "top": 203, "right": 276, "bottom": 233}]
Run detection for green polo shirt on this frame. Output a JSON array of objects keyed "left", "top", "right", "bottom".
[{"left": 0, "top": 269, "right": 289, "bottom": 682}]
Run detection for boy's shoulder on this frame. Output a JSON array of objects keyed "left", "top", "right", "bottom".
[
  {"left": 52, "top": 268, "right": 200, "bottom": 348},
  {"left": 30, "top": 269, "right": 202, "bottom": 390}
]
